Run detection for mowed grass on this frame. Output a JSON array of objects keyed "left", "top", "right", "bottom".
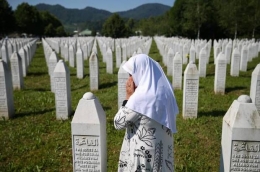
[{"left": 0, "top": 39, "right": 259, "bottom": 172}]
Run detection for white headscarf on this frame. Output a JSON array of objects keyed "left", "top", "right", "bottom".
[{"left": 122, "top": 54, "right": 179, "bottom": 133}]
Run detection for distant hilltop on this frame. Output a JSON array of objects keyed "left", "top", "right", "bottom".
[{"left": 35, "top": 3, "right": 171, "bottom": 24}]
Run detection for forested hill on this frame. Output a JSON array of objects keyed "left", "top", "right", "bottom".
[{"left": 35, "top": 3, "right": 171, "bottom": 24}]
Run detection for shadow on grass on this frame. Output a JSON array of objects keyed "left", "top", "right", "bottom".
[
  {"left": 199, "top": 110, "right": 226, "bottom": 117},
  {"left": 99, "top": 81, "right": 117, "bottom": 89},
  {"left": 71, "top": 84, "right": 88, "bottom": 91},
  {"left": 23, "top": 88, "right": 51, "bottom": 92},
  {"left": 13, "top": 108, "right": 55, "bottom": 118},
  {"left": 225, "top": 86, "right": 247, "bottom": 93},
  {"left": 27, "top": 72, "right": 48, "bottom": 76}
]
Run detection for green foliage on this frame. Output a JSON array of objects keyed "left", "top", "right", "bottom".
[
  {"left": 14, "top": 3, "right": 42, "bottom": 35},
  {"left": 102, "top": 13, "right": 127, "bottom": 38},
  {"left": 0, "top": 0, "right": 16, "bottom": 35},
  {"left": 40, "top": 11, "right": 66, "bottom": 36}
]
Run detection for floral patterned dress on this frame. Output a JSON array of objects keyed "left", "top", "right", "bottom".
[{"left": 114, "top": 105, "right": 174, "bottom": 172}]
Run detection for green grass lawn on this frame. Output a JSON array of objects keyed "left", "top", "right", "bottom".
[{"left": 0, "top": 38, "right": 259, "bottom": 172}]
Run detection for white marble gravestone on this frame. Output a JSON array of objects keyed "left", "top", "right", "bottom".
[
  {"left": 167, "top": 48, "right": 174, "bottom": 76},
  {"left": 106, "top": 48, "right": 113, "bottom": 74},
  {"left": 183, "top": 62, "right": 199, "bottom": 119},
  {"left": 230, "top": 48, "right": 240, "bottom": 77},
  {"left": 214, "top": 53, "right": 227, "bottom": 94},
  {"left": 183, "top": 43, "right": 189, "bottom": 64},
  {"left": 122, "top": 44, "right": 127, "bottom": 62},
  {"left": 189, "top": 45, "right": 196, "bottom": 63},
  {"left": 220, "top": 95, "right": 260, "bottom": 172},
  {"left": 89, "top": 52, "right": 99, "bottom": 90},
  {"left": 76, "top": 47, "right": 84, "bottom": 79},
  {"left": 49, "top": 51, "right": 58, "bottom": 92},
  {"left": 18, "top": 47, "right": 28, "bottom": 77},
  {"left": 1, "top": 43, "right": 10, "bottom": 65},
  {"left": 240, "top": 45, "right": 248, "bottom": 72},
  {"left": 250, "top": 64, "right": 260, "bottom": 115},
  {"left": 225, "top": 42, "right": 232, "bottom": 64},
  {"left": 116, "top": 45, "right": 121, "bottom": 68},
  {"left": 53, "top": 60, "right": 71, "bottom": 120},
  {"left": 69, "top": 45, "right": 75, "bottom": 67},
  {"left": 172, "top": 52, "right": 182, "bottom": 90},
  {"left": 64, "top": 43, "right": 69, "bottom": 62},
  {"left": 118, "top": 61, "right": 128, "bottom": 109},
  {"left": 10, "top": 52, "right": 24, "bottom": 90},
  {"left": 199, "top": 47, "right": 207, "bottom": 77},
  {"left": 71, "top": 92, "right": 107, "bottom": 172},
  {"left": 0, "top": 60, "right": 14, "bottom": 119}
]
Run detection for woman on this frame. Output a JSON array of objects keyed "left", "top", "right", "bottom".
[{"left": 114, "top": 54, "right": 179, "bottom": 172}]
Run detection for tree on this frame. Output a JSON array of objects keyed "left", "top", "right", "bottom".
[
  {"left": 0, "top": 0, "right": 15, "bottom": 35},
  {"left": 40, "top": 11, "right": 66, "bottom": 36},
  {"left": 246, "top": 0, "right": 260, "bottom": 38},
  {"left": 183, "top": 0, "right": 210, "bottom": 39},
  {"left": 14, "top": 3, "right": 42, "bottom": 35},
  {"left": 214, "top": 0, "right": 247, "bottom": 39},
  {"left": 102, "top": 13, "right": 127, "bottom": 38}
]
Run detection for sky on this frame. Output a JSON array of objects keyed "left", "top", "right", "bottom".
[{"left": 7, "top": 0, "right": 175, "bottom": 12}]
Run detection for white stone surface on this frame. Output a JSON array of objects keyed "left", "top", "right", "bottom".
[
  {"left": 240, "top": 45, "right": 248, "bottom": 72},
  {"left": 167, "top": 48, "right": 174, "bottom": 76},
  {"left": 189, "top": 45, "right": 196, "bottom": 63},
  {"left": 172, "top": 52, "right": 182, "bottom": 90},
  {"left": 69, "top": 45, "right": 75, "bottom": 67},
  {"left": 198, "top": 47, "right": 207, "bottom": 77},
  {"left": 0, "top": 60, "right": 14, "bottom": 119},
  {"left": 89, "top": 52, "right": 99, "bottom": 90},
  {"left": 230, "top": 48, "right": 240, "bottom": 77},
  {"left": 53, "top": 60, "right": 71, "bottom": 120},
  {"left": 250, "top": 64, "right": 260, "bottom": 115},
  {"left": 118, "top": 61, "right": 128, "bottom": 109},
  {"left": 214, "top": 53, "right": 227, "bottom": 94},
  {"left": 220, "top": 95, "right": 260, "bottom": 172},
  {"left": 18, "top": 47, "right": 27, "bottom": 77},
  {"left": 183, "top": 62, "right": 199, "bottom": 119},
  {"left": 71, "top": 92, "right": 107, "bottom": 172},
  {"left": 225, "top": 42, "right": 232, "bottom": 64},
  {"left": 106, "top": 48, "right": 113, "bottom": 74},
  {"left": 76, "top": 47, "right": 84, "bottom": 79},
  {"left": 10, "top": 52, "right": 24, "bottom": 90},
  {"left": 49, "top": 51, "right": 58, "bottom": 92},
  {"left": 116, "top": 45, "right": 121, "bottom": 68}
]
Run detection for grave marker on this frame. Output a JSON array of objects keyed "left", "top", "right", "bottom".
[
  {"left": 214, "top": 53, "right": 227, "bottom": 94},
  {"left": 0, "top": 60, "right": 14, "bottom": 119},
  {"left": 172, "top": 52, "right": 182, "bottom": 90},
  {"left": 71, "top": 92, "right": 107, "bottom": 172},
  {"left": 220, "top": 95, "right": 260, "bottom": 172},
  {"left": 76, "top": 47, "right": 84, "bottom": 79},
  {"left": 118, "top": 61, "right": 128, "bottom": 109},
  {"left": 183, "top": 61, "right": 199, "bottom": 119},
  {"left": 53, "top": 60, "right": 71, "bottom": 120},
  {"left": 89, "top": 52, "right": 99, "bottom": 90},
  {"left": 10, "top": 52, "right": 24, "bottom": 90}
]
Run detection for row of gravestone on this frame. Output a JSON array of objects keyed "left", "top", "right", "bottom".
[
  {"left": 154, "top": 37, "right": 260, "bottom": 119},
  {"left": 44, "top": 36, "right": 152, "bottom": 75},
  {"left": 70, "top": 91, "right": 260, "bottom": 172},
  {"left": 0, "top": 38, "right": 38, "bottom": 119},
  {"left": 41, "top": 36, "right": 153, "bottom": 120}
]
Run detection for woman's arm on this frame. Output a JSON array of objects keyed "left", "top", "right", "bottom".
[{"left": 114, "top": 105, "right": 140, "bottom": 130}]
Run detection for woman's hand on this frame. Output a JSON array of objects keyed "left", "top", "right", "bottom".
[{"left": 126, "top": 76, "right": 135, "bottom": 100}]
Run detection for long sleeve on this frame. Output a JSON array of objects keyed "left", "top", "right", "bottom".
[{"left": 114, "top": 106, "right": 141, "bottom": 130}]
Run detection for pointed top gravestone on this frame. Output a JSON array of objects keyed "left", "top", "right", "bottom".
[
  {"left": 53, "top": 60, "right": 71, "bottom": 120},
  {"left": 220, "top": 95, "right": 260, "bottom": 172},
  {"left": 71, "top": 92, "right": 107, "bottom": 172}
]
